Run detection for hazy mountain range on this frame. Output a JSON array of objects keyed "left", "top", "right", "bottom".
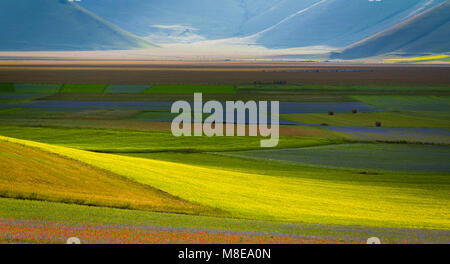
[{"left": 0, "top": 0, "right": 448, "bottom": 59}]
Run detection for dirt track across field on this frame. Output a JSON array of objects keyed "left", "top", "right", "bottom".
[{"left": 0, "top": 61, "right": 449, "bottom": 86}]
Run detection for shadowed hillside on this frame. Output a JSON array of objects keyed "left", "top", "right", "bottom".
[
  {"left": 79, "top": 0, "right": 443, "bottom": 49},
  {"left": 254, "top": 0, "right": 445, "bottom": 48},
  {"left": 333, "top": 2, "right": 450, "bottom": 59},
  {"left": 0, "top": 0, "right": 155, "bottom": 51}
]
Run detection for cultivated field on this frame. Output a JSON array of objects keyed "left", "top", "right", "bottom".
[
  {"left": 0, "top": 63, "right": 449, "bottom": 243},
  {"left": 0, "top": 61, "right": 450, "bottom": 86}
]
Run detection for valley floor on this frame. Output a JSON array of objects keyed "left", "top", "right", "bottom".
[{"left": 0, "top": 82, "right": 448, "bottom": 244}]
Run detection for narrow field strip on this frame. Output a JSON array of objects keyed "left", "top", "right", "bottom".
[
  {"left": 1, "top": 199, "right": 447, "bottom": 244},
  {"left": 0, "top": 126, "right": 341, "bottom": 152},
  {"left": 384, "top": 55, "right": 449, "bottom": 62},
  {"left": 216, "top": 144, "right": 450, "bottom": 172},
  {"left": 1, "top": 136, "right": 448, "bottom": 229},
  {"left": 280, "top": 112, "right": 450, "bottom": 128},
  {"left": 0, "top": 218, "right": 331, "bottom": 244}
]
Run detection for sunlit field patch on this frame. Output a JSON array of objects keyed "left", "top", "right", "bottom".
[
  {"left": 1, "top": 136, "right": 448, "bottom": 229},
  {"left": 384, "top": 54, "right": 449, "bottom": 62},
  {"left": 0, "top": 140, "right": 213, "bottom": 215}
]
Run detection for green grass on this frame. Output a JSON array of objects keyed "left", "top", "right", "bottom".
[
  {"left": 353, "top": 96, "right": 450, "bottom": 112},
  {"left": 1, "top": 198, "right": 447, "bottom": 244},
  {"left": 238, "top": 84, "right": 450, "bottom": 91},
  {"left": 280, "top": 111, "right": 450, "bottom": 128},
  {"left": 0, "top": 108, "right": 72, "bottom": 119},
  {"left": 2, "top": 135, "right": 449, "bottom": 229},
  {"left": 215, "top": 143, "right": 450, "bottom": 172},
  {"left": 14, "top": 84, "right": 61, "bottom": 93},
  {"left": 144, "top": 85, "right": 236, "bottom": 94},
  {"left": 130, "top": 111, "right": 178, "bottom": 120},
  {"left": 0, "top": 108, "right": 141, "bottom": 121},
  {"left": 0, "top": 83, "right": 14, "bottom": 92},
  {"left": 60, "top": 84, "right": 107, "bottom": 93},
  {"left": 130, "top": 111, "right": 214, "bottom": 121},
  {"left": 0, "top": 126, "right": 342, "bottom": 153},
  {"left": 0, "top": 140, "right": 211, "bottom": 215},
  {"left": 104, "top": 85, "right": 151, "bottom": 94}
]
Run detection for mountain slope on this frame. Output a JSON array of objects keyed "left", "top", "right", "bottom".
[
  {"left": 240, "top": 0, "right": 323, "bottom": 35},
  {"left": 334, "top": 2, "right": 450, "bottom": 59},
  {"left": 79, "top": 0, "right": 251, "bottom": 40},
  {"left": 80, "top": 0, "right": 444, "bottom": 48},
  {"left": 253, "top": 0, "right": 445, "bottom": 48},
  {"left": 0, "top": 0, "right": 155, "bottom": 51}
]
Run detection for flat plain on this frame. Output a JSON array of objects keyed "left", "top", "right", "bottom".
[{"left": 0, "top": 61, "right": 449, "bottom": 243}]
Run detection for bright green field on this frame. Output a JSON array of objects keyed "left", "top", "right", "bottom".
[
  {"left": 144, "top": 85, "right": 236, "bottom": 94},
  {"left": 281, "top": 111, "right": 450, "bottom": 128},
  {"left": 1, "top": 136, "right": 449, "bottom": 229},
  {"left": 0, "top": 126, "right": 341, "bottom": 152},
  {"left": 60, "top": 84, "right": 108, "bottom": 93}
]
